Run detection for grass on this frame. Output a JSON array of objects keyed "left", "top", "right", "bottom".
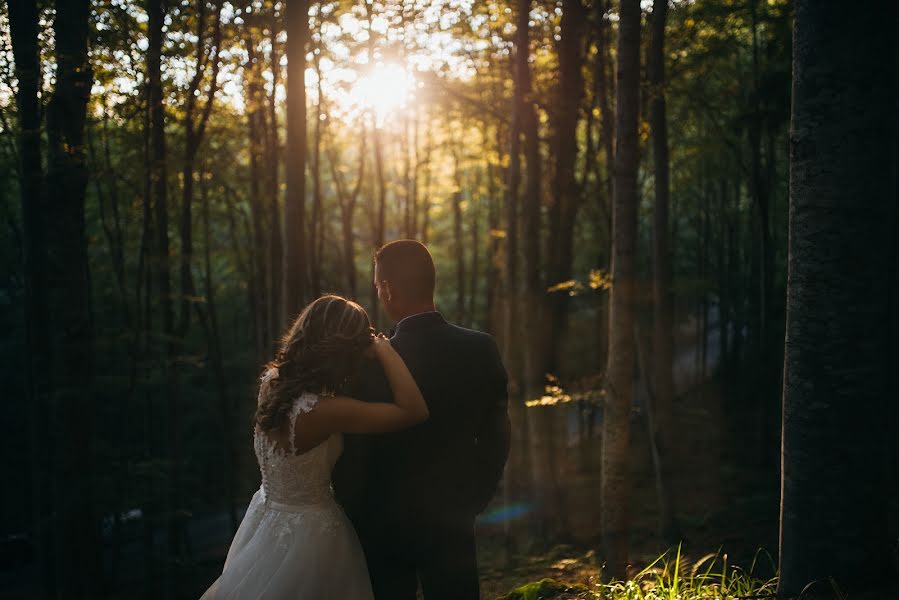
[{"left": 496, "top": 546, "right": 781, "bottom": 600}]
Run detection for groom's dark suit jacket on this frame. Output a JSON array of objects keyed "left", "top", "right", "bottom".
[{"left": 333, "top": 310, "right": 510, "bottom": 550}]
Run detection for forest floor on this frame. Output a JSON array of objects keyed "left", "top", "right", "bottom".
[{"left": 473, "top": 376, "right": 781, "bottom": 599}]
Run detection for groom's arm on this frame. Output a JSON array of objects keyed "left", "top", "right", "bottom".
[{"left": 471, "top": 335, "right": 511, "bottom": 513}]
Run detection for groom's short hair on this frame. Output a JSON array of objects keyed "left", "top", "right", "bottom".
[{"left": 375, "top": 240, "right": 435, "bottom": 301}]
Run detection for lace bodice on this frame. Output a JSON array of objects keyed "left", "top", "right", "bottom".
[{"left": 253, "top": 369, "right": 343, "bottom": 509}]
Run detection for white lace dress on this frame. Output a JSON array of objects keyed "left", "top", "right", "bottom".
[{"left": 201, "top": 371, "right": 374, "bottom": 599}]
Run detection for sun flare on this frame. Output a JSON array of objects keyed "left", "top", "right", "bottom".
[{"left": 350, "top": 63, "right": 415, "bottom": 122}]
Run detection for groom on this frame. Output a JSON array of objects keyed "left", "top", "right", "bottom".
[{"left": 334, "top": 240, "right": 510, "bottom": 600}]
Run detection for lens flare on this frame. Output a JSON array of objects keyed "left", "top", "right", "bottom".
[{"left": 477, "top": 502, "right": 533, "bottom": 525}]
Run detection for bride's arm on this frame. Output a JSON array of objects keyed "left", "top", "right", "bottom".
[{"left": 303, "top": 337, "right": 428, "bottom": 434}]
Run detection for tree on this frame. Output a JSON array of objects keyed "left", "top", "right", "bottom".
[
  {"left": 778, "top": 1, "right": 896, "bottom": 594},
  {"left": 7, "top": 0, "right": 54, "bottom": 594},
  {"left": 46, "top": 0, "right": 98, "bottom": 592},
  {"left": 284, "top": 0, "right": 309, "bottom": 317},
  {"left": 647, "top": 0, "right": 680, "bottom": 544},
  {"left": 545, "top": 0, "right": 586, "bottom": 375},
  {"left": 601, "top": 0, "right": 640, "bottom": 580}
]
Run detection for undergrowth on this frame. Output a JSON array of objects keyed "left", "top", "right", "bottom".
[{"left": 496, "top": 547, "right": 782, "bottom": 600}]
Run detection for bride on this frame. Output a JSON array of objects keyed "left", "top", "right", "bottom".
[{"left": 201, "top": 294, "right": 428, "bottom": 599}]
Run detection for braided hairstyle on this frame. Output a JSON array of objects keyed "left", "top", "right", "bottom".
[{"left": 255, "top": 294, "right": 374, "bottom": 432}]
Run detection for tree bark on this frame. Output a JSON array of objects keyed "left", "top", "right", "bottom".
[
  {"left": 44, "top": 0, "right": 99, "bottom": 594},
  {"left": 8, "top": 0, "right": 55, "bottom": 594},
  {"left": 779, "top": 1, "right": 896, "bottom": 594},
  {"left": 648, "top": 0, "right": 680, "bottom": 545},
  {"left": 326, "top": 120, "right": 365, "bottom": 298},
  {"left": 285, "top": 0, "right": 309, "bottom": 317},
  {"left": 267, "top": 3, "right": 283, "bottom": 342},
  {"left": 245, "top": 32, "right": 269, "bottom": 361},
  {"left": 503, "top": 18, "right": 525, "bottom": 558},
  {"left": 545, "top": 0, "right": 586, "bottom": 376},
  {"left": 310, "top": 46, "right": 324, "bottom": 298},
  {"left": 518, "top": 0, "right": 543, "bottom": 398},
  {"left": 601, "top": 0, "right": 640, "bottom": 580},
  {"left": 452, "top": 148, "right": 466, "bottom": 323},
  {"left": 146, "top": 0, "right": 183, "bottom": 582}
]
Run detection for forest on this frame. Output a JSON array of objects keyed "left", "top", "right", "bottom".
[{"left": 0, "top": 0, "right": 897, "bottom": 598}]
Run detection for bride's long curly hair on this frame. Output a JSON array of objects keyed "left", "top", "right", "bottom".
[{"left": 255, "top": 294, "right": 374, "bottom": 432}]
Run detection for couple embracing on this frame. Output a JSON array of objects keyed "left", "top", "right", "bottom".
[{"left": 201, "top": 240, "right": 511, "bottom": 600}]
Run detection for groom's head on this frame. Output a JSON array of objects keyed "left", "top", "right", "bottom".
[{"left": 373, "top": 240, "right": 436, "bottom": 322}]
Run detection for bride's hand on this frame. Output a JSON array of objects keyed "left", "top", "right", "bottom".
[{"left": 365, "top": 334, "right": 391, "bottom": 359}]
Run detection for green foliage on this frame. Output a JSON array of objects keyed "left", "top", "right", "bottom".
[
  {"left": 496, "top": 549, "right": 779, "bottom": 600},
  {"left": 496, "top": 578, "right": 592, "bottom": 600}
]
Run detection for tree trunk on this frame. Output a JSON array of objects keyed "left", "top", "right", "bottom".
[
  {"left": 370, "top": 123, "right": 386, "bottom": 324},
  {"left": 267, "top": 4, "right": 283, "bottom": 343},
  {"left": 452, "top": 149, "right": 466, "bottom": 324},
  {"left": 468, "top": 168, "right": 481, "bottom": 327},
  {"left": 778, "top": 2, "right": 895, "bottom": 594},
  {"left": 200, "top": 178, "right": 239, "bottom": 534},
  {"left": 46, "top": 0, "right": 97, "bottom": 592},
  {"left": 8, "top": 0, "right": 55, "bottom": 594},
  {"left": 245, "top": 34, "right": 269, "bottom": 361},
  {"left": 284, "top": 0, "right": 309, "bottom": 317},
  {"left": 518, "top": 0, "right": 542, "bottom": 399},
  {"left": 503, "top": 20, "right": 525, "bottom": 558},
  {"left": 310, "top": 46, "right": 324, "bottom": 298},
  {"left": 485, "top": 122, "right": 502, "bottom": 334},
  {"left": 545, "top": 0, "right": 586, "bottom": 378},
  {"left": 601, "top": 0, "right": 640, "bottom": 580},
  {"left": 595, "top": 0, "right": 615, "bottom": 210},
  {"left": 147, "top": 0, "right": 184, "bottom": 583},
  {"left": 326, "top": 121, "right": 365, "bottom": 298},
  {"left": 648, "top": 0, "right": 680, "bottom": 545}
]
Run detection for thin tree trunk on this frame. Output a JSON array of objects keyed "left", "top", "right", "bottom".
[
  {"left": 267, "top": 3, "right": 283, "bottom": 343},
  {"left": 468, "top": 168, "right": 481, "bottom": 327},
  {"left": 452, "top": 148, "right": 466, "bottom": 323},
  {"left": 648, "top": 0, "right": 680, "bottom": 545},
  {"left": 326, "top": 119, "right": 366, "bottom": 298},
  {"left": 420, "top": 118, "right": 433, "bottom": 244},
  {"left": 310, "top": 45, "right": 324, "bottom": 297},
  {"left": 601, "top": 0, "right": 640, "bottom": 580},
  {"left": 778, "top": 2, "right": 895, "bottom": 594},
  {"left": 200, "top": 177, "right": 239, "bottom": 534},
  {"left": 285, "top": 0, "right": 309, "bottom": 317},
  {"left": 485, "top": 122, "right": 502, "bottom": 334},
  {"left": 503, "top": 29, "right": 525, "bottom": 560},
  {"left": 518, "top": 0, "right": 542, "bottom": 399},
  {"left": 370, "top": 124, "right": 386, "bottom": 323},
  {"left": 545, "top": 0, "right": 586, "bottom": 377},
  {"left": 595, "top": 0, "right": 615, "bottom": 209},
  {"left": 245, "top": 35, "right": 268, "bottom": 361},
  {"left": 147, "top": 0, "right": 183, "bottom": 583}
]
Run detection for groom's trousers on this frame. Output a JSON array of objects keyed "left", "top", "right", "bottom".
[{"left": 360, "top": 517, "right": 480, "bottom": 600}]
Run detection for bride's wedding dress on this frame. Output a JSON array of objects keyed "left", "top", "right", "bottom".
[{"left": 202, "top": 373, "right": 374, "bottom": 599}]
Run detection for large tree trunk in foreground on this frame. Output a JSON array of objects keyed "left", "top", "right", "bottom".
[
  {"left": 778, "top": 1, "right": 896, "bottom": 594},
  {"left": 648, "top": 0, "right": 680, "bottom": 545},
  {"left": 601, "top": 0, "right": 640, "bottom": 580},
  {"left": 284, "top": 0, "right": 309, "bottom": 317},
  {"left": 8, "top": 0, "right": 54, "bottom": 595},
  {"left": 46, "top": 0, "right": 97, "bottom": 591}
]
